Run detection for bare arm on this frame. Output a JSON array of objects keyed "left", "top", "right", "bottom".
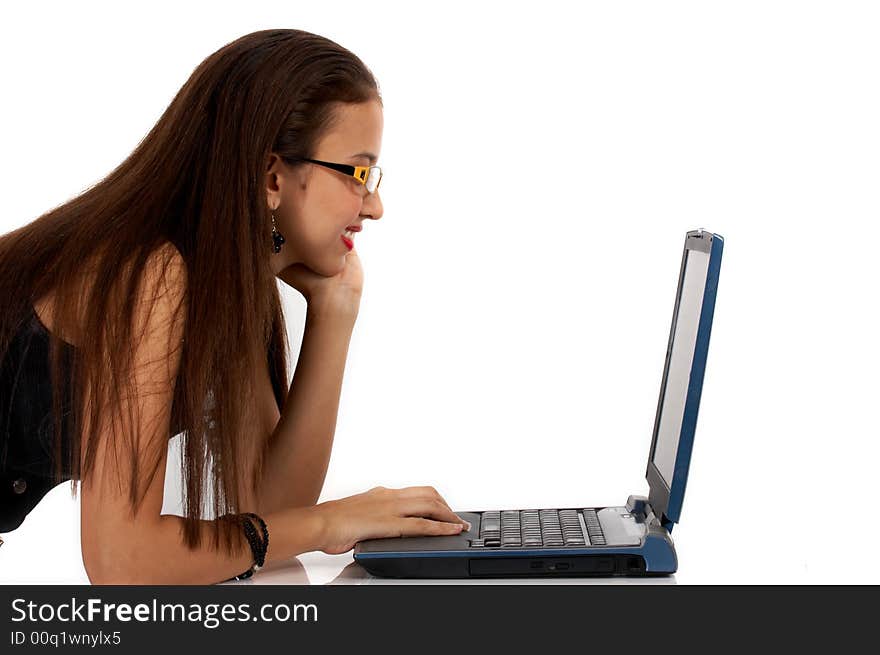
[
  {"left": 79, "top": 245, "right": 325, "bottom": 585},
  {"left": 257, "top": 304, "right": 355, "bottom": 514},
  {"left": 84, "top": 506, "right": 325, "bottom": 585}
]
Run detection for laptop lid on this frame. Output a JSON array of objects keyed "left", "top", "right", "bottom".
[{"left": 645, "top": 229, "right": 723, "bottom": 530}]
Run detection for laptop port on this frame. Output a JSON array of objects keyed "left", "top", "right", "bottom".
[
  {"left": 626, "top": 557, "right": 645, "bottom": 572},
  {"left": 530, "top": 561, "right": 544, "bottom": 569},
  {"left": 554, "top": 562, "right": 570, "bottom": 571}
]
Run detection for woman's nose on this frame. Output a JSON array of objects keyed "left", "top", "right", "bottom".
[{"left": 363, "top": 191, "right": 383, "bottom": 220}]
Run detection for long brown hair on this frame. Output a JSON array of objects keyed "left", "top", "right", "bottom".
[{"left": 0, "top": 29, "right": 381, "bottom": 553}]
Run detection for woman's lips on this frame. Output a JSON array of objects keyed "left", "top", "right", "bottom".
[{"left": 341, "top": 225, "right": 359, "bottom": 251}]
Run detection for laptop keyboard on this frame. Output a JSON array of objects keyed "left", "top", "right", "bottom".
[{"left": 469, "top": 508, "right": 606, "bottom": 548}]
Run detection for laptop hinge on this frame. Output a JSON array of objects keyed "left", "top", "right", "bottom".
[
  {"left": 626, "top": 495, "right": 673, "bottom": 533},
  {"left": 626, "top": 495, "right": 651, "bottom": 518}
]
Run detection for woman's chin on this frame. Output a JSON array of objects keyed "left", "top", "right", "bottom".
[{"left": 310, "top": 256, "right": 346, "bottom": 278}]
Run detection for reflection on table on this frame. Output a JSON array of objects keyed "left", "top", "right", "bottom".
[{"left": 221, "top": 553, "right": 677, "bottom": 585}]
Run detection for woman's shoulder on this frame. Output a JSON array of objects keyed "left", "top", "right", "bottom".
[
  {"left": 148, "top": 240, "right": 186, "bottom": 275},
  {"left": 32, "top": 241, "right": 187, "bottom": 349},
  {"left": 140, "top": 242, "right": 189, "bottom": 308}
]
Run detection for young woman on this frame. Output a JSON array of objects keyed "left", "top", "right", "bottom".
[{"left": 0, "top": 29, "right": 469, "bottom": 584}]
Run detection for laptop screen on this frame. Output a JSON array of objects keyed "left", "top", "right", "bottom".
[{"left": 651, "top": 247, "right": 711, "bottom": 487}]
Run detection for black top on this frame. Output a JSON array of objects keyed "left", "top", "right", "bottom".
[{"left": 0, "top": 306, "right": 181, "bottom": 533}]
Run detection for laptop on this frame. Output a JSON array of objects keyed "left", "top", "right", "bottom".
[{"left": 354, "top": 229, "right": 723, "bottom": 578}]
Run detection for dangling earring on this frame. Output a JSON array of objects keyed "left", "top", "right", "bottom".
[{"left": 271, "top": 209, "right": 285, "bottom": 253}]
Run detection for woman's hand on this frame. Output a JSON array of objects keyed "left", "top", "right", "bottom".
[
  {"left": 313, "top": 486, "right": 472, "bottom": 555},
  {"left": 277, "top": 249, "right": 363, "bottom": 319}
]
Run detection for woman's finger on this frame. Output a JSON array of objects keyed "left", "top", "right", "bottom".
[
  {"left": 401, "top": 486, "right": 471, "bottom": 530},
  {"left": 398, "top": 498, "right": 469, "bottom": 528},
  {"left": 382, "top": 486, "right": 469, "bottom": 528},
  {"left": 398, "top": 517, "right": 465, "bottom": 537},
  {"left": 397, "top": 486, "right": 462, "bottom": 519}
]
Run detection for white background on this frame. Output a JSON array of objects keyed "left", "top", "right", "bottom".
[{"left": 1, "top": 1, "right": 878, "bottom": 584}]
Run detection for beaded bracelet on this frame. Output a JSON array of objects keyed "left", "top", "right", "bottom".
[
  {"left": 242, "top": 513, "right": 269, "bottom": 566},
  {"left": 223, "top": 513, "right": 269, "bottom": 582}
]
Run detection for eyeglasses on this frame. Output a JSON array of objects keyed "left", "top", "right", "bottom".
[{"left": 289, "top": 157, "right": 383, "bottom": 194}]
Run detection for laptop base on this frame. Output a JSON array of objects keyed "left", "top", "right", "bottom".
[{"left": 354, "top": 496, "right": 678, "bottom": 579}]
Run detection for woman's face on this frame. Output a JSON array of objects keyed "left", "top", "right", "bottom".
[{"left": 266, "top": 99, "right": 384, "bottom": 277}]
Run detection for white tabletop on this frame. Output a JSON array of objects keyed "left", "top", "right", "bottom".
[{"left": 219, "top": 551, "right": 678, "bottom": 585}]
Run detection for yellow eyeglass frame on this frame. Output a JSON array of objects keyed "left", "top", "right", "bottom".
[{"left": 293, "top": 157, "right": 383, "bottom": 194}]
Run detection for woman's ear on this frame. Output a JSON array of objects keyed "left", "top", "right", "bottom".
[{"left": 265, "top": 153, "right": 283, "bottom": 210}]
